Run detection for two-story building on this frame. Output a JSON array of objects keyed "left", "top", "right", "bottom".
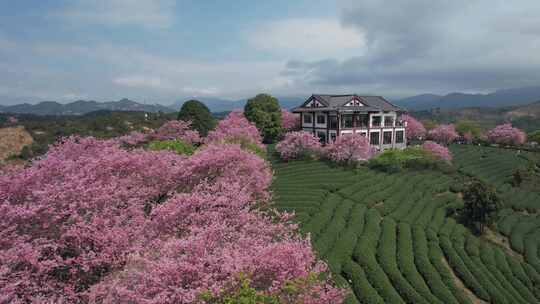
[{"left": 292, "top": 94, "right": 407, "bottom": 150}]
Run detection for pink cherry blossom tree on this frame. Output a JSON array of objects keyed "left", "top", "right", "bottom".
[
  {"left": 0, "top": 136, "right": 186, "bottom": 302},
  {"left": 275, "top": 131, "right": 322, "bottom": 161},
  {"left": 400, "top": 114, "right": 426, "bottom": 141},
  {"left": 281, "top": 109, "right": 300, "bottom": 131},
  {"left": 325, "top": 134, "right": 376, "bottom": 163},
  {"left": 206, "top": 110, "right": 264, "bottom": 149},
  {"left": 486, "top": 123, "right": 527, "bottom": 146},
  {"left": 428, "top": 124, "right": 459, "bottom": 145},
  {"left": 422, "top": 140, "right": 452, "bottom": 162},
  {"left": 0, "top": 134, "right": 344, "bottom": 303},
  {"left": 150, "top": 120, "right": 201, "bottom": 144}
]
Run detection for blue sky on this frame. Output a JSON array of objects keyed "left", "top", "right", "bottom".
[{"left": 1, "top": 0, "right": 539, "bottom": 105}]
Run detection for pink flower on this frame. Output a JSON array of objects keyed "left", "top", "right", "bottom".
[
  {"left": 0, "top": 135, "right": 344, "bottom": 303},
  {"left": 275, "top": 131, "right": 322, "bottom": 161},
  {"left": 325, "top": 134, "right": 376, "bottom": 163},
  {"left": 486, "top": 123, "right": 526, "bottom": 146},
  {"left": 281, "top": 109, "right": 300, "bottom": 131},
  {"left": 428, "top": 124, "right": 458, "bottom": 145},
  {"left": 400, "top": 114, "right": 426, "bottom": 141},
  {"left": 422, "top": 140, "right": 452, "bottom": 162},
  {"left": 206, "top": 110, "right": 264, "bottom": 149},
  {"left": 117, "top": 131, "right": 148, "bottom": 146},
  {"left": 151, "top": 120, "right": 201, "bottom": 144}
]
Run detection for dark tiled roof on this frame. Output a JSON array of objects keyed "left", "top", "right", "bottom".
[{"left": 292, "top": 94, "right": 403, "bottom": 113}]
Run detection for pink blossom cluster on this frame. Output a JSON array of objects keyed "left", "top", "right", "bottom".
[
  {"left": 400, "top": 114, "right": 426, "bottom": 141},
  {"left": 325, "top": 134, "right": 376, "bottom": 163},
  {"left": 486, "top": 123, "right": 526, "bottom": 146},
  {"left": 150, "top": 120, "right": 201, "bottom": 144},
  {"left": 422, "top": 140, "right": 453, "bottom": 162},
  {"left": 0, "top": 135, "right": 344, "bottom": 302},
  {"left": 117, "top": 131, "right": 149, "bottom": 146},
  {"left": 281, "top": 109, "right": 300, "bottom": 131},
  {"left": 0, "top": 136, "right": 185, "bottom": 302},
  {"left": 275, "top": 131, "right": 322, "bottom": 161},
  {"left": 7, "top": 116, "right": 18, "bottom": 125},
  {"left": 428, "top": 124, "right": 459, "bottom": 145},
  {"left": 206, "top": 110, "right": 264, "bottom": 149}
]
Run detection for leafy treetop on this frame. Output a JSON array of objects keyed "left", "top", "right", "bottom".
[
  {"left": 244, "top": 94, "right": 282, "bottom": 143},
  {"left": 177, "top": 100, "right": 216, "bottom": 136}
]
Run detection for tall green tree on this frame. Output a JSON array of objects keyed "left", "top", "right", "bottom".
[
  {"left": 461, "top": 180, "right": 502, "bottom": 234},
  {"left": 177, "top": 100, "right": 216, "bottom": 136},
  {"left": 244, "top": 94, "right": 282, "bottom": 143}
]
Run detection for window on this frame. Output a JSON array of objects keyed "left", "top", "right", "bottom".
[
  {"left": 370, "top": 132, "right": 380, "bottom": 145},
  {"left": 317, "top": 131, "right": 326, "bottom": 144},
  {"left": 396, "top": 131, "right": 404, "bottom": 144},
  {"left": 383, "top": 131, "right": 392, "bottom": 145},
  {"left": 384, "top": 116, "right": 394, "bottom": 127},
  {"left": 329, "top": 116, "right": 338, "bottom": 129},
  {"left": 372, "top": 116, "right": 381, "bottom": 127},
  {"left": 316, "top": 114, "right": 326, "bottom": 124},
  {"left": 330, "top": 133, "right": 337, "bottom": 142},
  {"left": 303, "top": 113, "right": 312, "bottom": 124},
  {"left": 342, "top": 114, "right": 353, "bottom": 128},
  {"left": 358, "top": 114, "right": 369, "bottom": 127}
]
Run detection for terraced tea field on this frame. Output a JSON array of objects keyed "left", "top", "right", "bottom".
[{"left": 271, "top": 145, "right": 540, "bottom": 303}]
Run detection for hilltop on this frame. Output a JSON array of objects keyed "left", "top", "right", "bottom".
[
  {"left": 0, "top": 98, "right": 174, "bottom": 116},
  {"left": 395, "top": 86, "right": 540, "bottom": 110}
]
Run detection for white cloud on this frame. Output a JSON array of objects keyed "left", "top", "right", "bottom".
[
  {"left": 247, "top": 18, "right": 366, "bottom": 60},
  {"left": 61, "top": 0, "right": 175, "bottom": 29},
  {"left": 113, "top": 75, "right": 173, "bottom": 90}
]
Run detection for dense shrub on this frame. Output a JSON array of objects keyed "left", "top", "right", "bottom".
[
  {"left": 324, "top": 134, "right": 376, "bottom": 164},
  {"left": 422, "top": 141, "right": 452, "bottom": 162},
  {"left": 486, "top": 123, "right": 526, "bottom": 146},
  {"left": 400, "top": 114, "right": 426, "bottom": 141},
  {"left": 529, "top": 130, "right": 540, "bottom": 143},
  {"left": 275, "top": 131, "right": 322, "bottom": 161},
  {"left": 368, "top": 147, "right": 443, "bottom": 173},
  {"left": 148, "top": 139, "right": 196, "bottom": 155},
  {"left": 428, "top": 124, "right": 458, "bottom": 145},
  {"left": 281, "top": 109, "right": 300, "bottom": 131}
]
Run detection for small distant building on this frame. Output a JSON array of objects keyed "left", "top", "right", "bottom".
[{"left": 292, "top": 94, "right": 407, "bottom": 150}]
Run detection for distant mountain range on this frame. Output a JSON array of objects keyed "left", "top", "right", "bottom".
[
  {"left": 3, "top": 86, "right": 540, "bottom": 115},
  {"left": 394, "top": 86, "right": 540, "bottom": 110},
  {"left": 0, "top": 99, "right": 173, "bottom": 115},
  {"left": 0, "top": 96, "right": 305, "bottom": 116}
]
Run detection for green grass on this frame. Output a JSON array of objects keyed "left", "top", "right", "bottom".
[{"left": 271, "top": 145, "right": 540, "bottom": 304}]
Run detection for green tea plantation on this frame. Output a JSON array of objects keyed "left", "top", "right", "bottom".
[{"left": 271, "top": 145, "right": 540, "bottom": 304}]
